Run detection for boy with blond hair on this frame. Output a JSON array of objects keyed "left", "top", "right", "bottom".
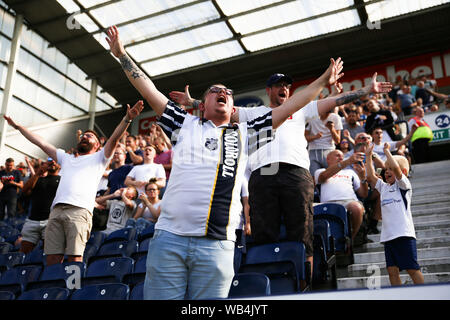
[{"left": 365, "top": 142, "right": 424, "bottom": 286}]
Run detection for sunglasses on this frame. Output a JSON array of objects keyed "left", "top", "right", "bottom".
[
  {"left": 146, "top": 188, "right": 158, "bottom": 192},
  {"left": 208, "top": 86, "right": 233, "bottom": 95}
]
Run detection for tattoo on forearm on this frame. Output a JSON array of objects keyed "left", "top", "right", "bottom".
[
  {"left": 119, "top": 55, "right": 148, "bottom": 80},
  {"left": 335, "top": 88, "right": 368, "bottom": 106}
]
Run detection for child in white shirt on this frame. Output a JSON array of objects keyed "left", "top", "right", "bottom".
[{"left": 365, "top": 142, "right": 424, "bottom": 286}]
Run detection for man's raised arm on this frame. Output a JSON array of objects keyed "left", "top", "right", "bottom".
[
  {"left": 316, "top": 72, "right": 392, "bottom": 117},
  {"left": 103, "top": 100, "right": 144, "bottom": 159},
  {"left": 3, "top": 115, "right": 57, "bottom": 161},
  {"left": 106, "top": 26, "right": 168, "bottom": 116},
  {"left": 271, "top": 57, "right": 344, "bottom": 129}
]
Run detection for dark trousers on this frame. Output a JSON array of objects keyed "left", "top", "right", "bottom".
[
  {"left": 248, "top": 163, "right": 314, "bottom": 256},
  {"left": 0, "top": 195, "right": 18, "bottom": 220},
  {"left": 412, "top": 138, "right": 430, "bottom": 164}
]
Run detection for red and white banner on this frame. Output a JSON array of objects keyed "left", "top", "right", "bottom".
[{"left": 292, "top": 50, "right": 450, "bottom": 95}]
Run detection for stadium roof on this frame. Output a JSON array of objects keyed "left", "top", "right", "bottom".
[{"left": 3, "top": 0, "right": 450, "bottom": 108}]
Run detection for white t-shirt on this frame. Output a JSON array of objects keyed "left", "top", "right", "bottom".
[
  {"left": 372, "top": 142, "right": 397, "bottom": 162},
  {"left": 306, "top": 112, "right": 343, "bottom": 150},
  {"left": 238, "top": 101, "right": 319, "bottom": 171},
  {"left": 375, "top": 175, "right": 416, "bottom": 243},
  {"left": 314, "top": 168, "right": 361, "bottom": 202},
  {"left": 127, "top": 163, "right": 165, "bottom": 195},
  {"left": 137, "top": 201, "right": 161, "bottom": 223},
  {"left": 52, "top": 148, "right": 111, "bottom": 213},
  {"left": 104, "top": 199, "right": 137, "bottom": 235},
  {"left": 155, "top": 101, "right": 273, "bottom": 241},
  {"left": 97, "top": 169, "right": 112, "bottom": 192}
]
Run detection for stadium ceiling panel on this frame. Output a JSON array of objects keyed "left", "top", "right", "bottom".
[{"left": 3, "top": 0, "right": 450, "bottom": 107}]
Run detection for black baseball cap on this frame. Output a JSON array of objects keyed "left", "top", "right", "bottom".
[{"left": 266, "top": 73, "right": 293, "bottom": 87}]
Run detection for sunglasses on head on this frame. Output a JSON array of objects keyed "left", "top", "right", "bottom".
[{"left": 208, "top": 86, "right": 233, "bottom": 95}]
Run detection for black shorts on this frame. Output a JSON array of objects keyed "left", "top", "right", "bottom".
[{"left": 248, "top": 163, "right": 314, "bottom": 256}]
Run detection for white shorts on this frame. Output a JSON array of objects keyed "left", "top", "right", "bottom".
[{"left": 21, "top": 218, "right": 48, "bottom": 244}]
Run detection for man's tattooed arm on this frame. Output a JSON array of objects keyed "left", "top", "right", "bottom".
[
  {"left": 119, "top": 54, "right": 148, "bottom": 80},
  {"left": 335, "top": 88, "right": 369, "bottom": 106}
]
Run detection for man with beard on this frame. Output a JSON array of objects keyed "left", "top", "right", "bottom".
[
  {"left": 20, "top": 158, "right": 60, "bottom": 254},
  {"left": 3, "top": 100, "right": 144, "bottom": 265}
]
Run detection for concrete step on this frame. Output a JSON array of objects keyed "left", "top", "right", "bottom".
[
  {"left": 354, "top": 246, "right": 450, "bottom": 264},
  {"left": 414, "top": 220, "right": 450, "bottom": 230},
  {"left": 411, "top": 201, "right": 450, "bottom": 212},
  {"left": 412, "top": 194, "right": 450, "bottom": 206},
  {"left": 412, "top": 186, "right": 450, "bottom": 197},
  {"left": 412, "top": 206, "right": 450, "bottom": 216},
  {"left": 367, "top": 228, "right": 450, "bottom": 243},
  {"left": 337, "top": 272, "right": 450, "bottom": 290},
  {"left": 354, "top": 236, "right": 450, "bottom": 253},
  {"left": 347, "top": 257, "right": 450, "bottom": 277},
  {"left": 412, "top": 214, "right": 450, "bottom": 223},
  {"left": 409, "top": 179, "right": 450, "bottom": 192}
]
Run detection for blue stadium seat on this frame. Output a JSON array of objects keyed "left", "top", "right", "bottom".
[
  {"left": 82, "top": 257, "right": 134, "bottom": 287},
  {"left": 314, "top": 219, "right": 334, "bottom": 254},
  {"left": 87, "top": 231, "right": 106, "bottom": 248},
  {"left": 228, "top": 273, "right": 271, "bottom": 298},
  {"left": 0, "top": 252, "right": 25, "bottom": 272},
  {"left": 239, "top": 241, "right": 309, "bottom": 294},
  {"left": 70, "top": 283, "right": 129, "bottom": 300},
  {"left": 0, "top": 290, "right": 15, "bottom": 300},
  {"left": 82, "top": 243, "right": 99, "bottom": 264},
  {"left": 313, "top": 203, "right": 350, "bottom": 252},
  {"left": 123, "top": 255, "right": 146, "bottom": 287},
  {"left": 132, "top": 237, "right": 150, "bottom": 260},
  {"left": 0, "top": 265, "right": 42, "bottom": 296},
  {"left": 137, "top": 224, "right": 155, "bottom": 242},
  {"left": 129, "top": 281, "right": 144, "bottom": 300},
  {"left": 26, "top": 261, "right": 86, "bottom": 291},
  {"left": 0, "top": 226, "right": 20, "bottom": 240},
  {"left": 0, "top": 242, "right": 13, "bottom": 254},
  {"left": 104, "top": 227, "right": 136, "bottom": 244},
  {"left": 18, "top": 287, "right": 70, "bottom": 300},
  {"left": 312, "top": 225, "right": 337, "bottom": 288},
  {"left": 21, "top": 248, "right": 46, "bottom": 267},
  {"left": 89, "top": 240, "right": 138, "bottom": 263}
]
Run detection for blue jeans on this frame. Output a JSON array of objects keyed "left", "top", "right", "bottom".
[{"left": 144, "top": 229, "right": 235, "bottom": 300}]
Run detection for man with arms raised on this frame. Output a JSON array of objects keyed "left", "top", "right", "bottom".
[
  {"left": 3, "top": 101, "right": 143, "bottom": 265},
  {"left": 106, "top": 25, "right": 343, "bottom": 300}
]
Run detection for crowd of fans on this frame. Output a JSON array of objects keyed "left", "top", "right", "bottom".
[
  {"left": 1, "top": 73, "right": 448, "bottom": 240},
  {"left": 0, "top": 71, "right": 448, "bottom": 297}
]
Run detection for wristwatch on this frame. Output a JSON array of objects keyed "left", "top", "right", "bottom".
[{"left": 361, "top": 179, "right": 368, "bottom": 184}]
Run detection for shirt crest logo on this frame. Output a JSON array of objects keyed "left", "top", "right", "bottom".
[{"left": 205, "top": 138, "right": 218, "bottom": 151}]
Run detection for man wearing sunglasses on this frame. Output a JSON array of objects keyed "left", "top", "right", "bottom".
[
  {"left": 107, "top": 25, "right": 343, "bottom": 300},
  {"left": 3, "top": 100, "right": 144, "bottom": 266},
  {"left": 171, "top": 73, "right": 393, "bottom": 282}
]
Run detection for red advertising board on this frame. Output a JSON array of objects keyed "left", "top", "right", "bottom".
[{"left": 292, "top": 50, "right": 450, "bottom": 95}]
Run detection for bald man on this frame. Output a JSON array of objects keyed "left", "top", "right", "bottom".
[{"left": 314, "top": 149, "right": 369, "bottom": 242}]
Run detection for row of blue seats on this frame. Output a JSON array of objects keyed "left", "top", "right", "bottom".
[
  {"left": 0, "top": 282, "right": 143, "bottom": 300},
  {"left": 0, "top": 256, "right": 147, "bottom": 297},
  {"left": 0, "top": 203, "right": 349, "bottom": 298}
]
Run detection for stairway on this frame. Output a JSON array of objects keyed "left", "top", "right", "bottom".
[{"left": 336, "top": 159, "right": 450, "bottom": 289}]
